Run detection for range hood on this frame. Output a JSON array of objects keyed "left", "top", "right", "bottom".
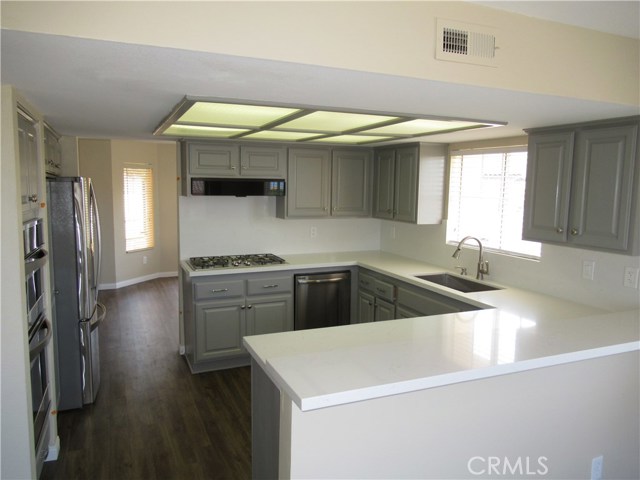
[{"left": 190, "top": 177, "right": 285, "bottom": 197}]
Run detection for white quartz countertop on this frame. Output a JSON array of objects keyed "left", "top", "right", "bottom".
[{"left": 186, "top": 251, "right": 639, "bottom": 411}]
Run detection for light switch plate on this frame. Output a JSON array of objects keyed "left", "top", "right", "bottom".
[
  {"left": 623, "top": 266, "right": 639, "bottom": 288},
  {"left": 582, "top": 260, "right": 595, "bottom": 280}
]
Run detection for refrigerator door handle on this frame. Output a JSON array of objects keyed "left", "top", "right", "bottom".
[
  {"left": 89, "top": 182, "right": 102, "bottom": 292},
  {"left": 73, "top": 193, "right": 89, "bottom": 320},
  {"left": 90, "top": 302, "right": 106, "bottom": 332}
]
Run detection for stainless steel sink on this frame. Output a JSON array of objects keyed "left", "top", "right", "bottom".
[{"left": 415, "top": 273, "right": 501, "bottom": 293}]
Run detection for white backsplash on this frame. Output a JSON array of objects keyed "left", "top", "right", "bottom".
[{"left": 179, "top": 196, "right": 381, "bottom": 258}]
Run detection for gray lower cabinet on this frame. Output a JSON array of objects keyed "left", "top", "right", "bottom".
[
  {"left": 358, "top": 270, "right": 396, "bottom": 322},
  {"left": 183, "top": 272, "right": 293, "bottom": 372},
  {"left": 277, "top": 147, "right": 371, "bottom": 218},
  {"left": 524, "top": 117, "right": 639, "bottom": 252},
  {"left": 358, "top": 268, "right": 480, "bottom": 322},
  {"left": 372, "top": 143, "right": 446, "bottom": 224}
]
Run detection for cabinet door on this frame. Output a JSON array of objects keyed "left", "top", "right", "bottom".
[
  {"left": 286, "top": 148, "right": 331, "bottom": 217},
  {"left": 240, "top": 146, "right": 286, "bottom": 178},
  {"left": 195, "top": 301, "right": 245, "bottom": 362},
  {"left": 569, "top": 124, "right": 638, "bottom": 251},
  {"left": 358, "top": 290, "right": 375, "bottom": 323},
  {"left": 18, "top": 113, "right": 39, "bottom": 219},
  {"left": 522, "top": 131, "right": 574, "bottom": 243},
  {"left": 372, "top": 149, "right": 395, "bottom": 219},
  {"left": 393, "top": 146, "right": 419, "bottom": 222},
  {"left": 246, "top": 296, "right": 292, "bottom": 336},
  {"left": 189, "top": 143, "right": 240, "bottom": 176},
  {"left": 331, "top": 149, "right": 371, "bottom": 216},
  {"left": 375, "top": 298, "right": 396, "bottom": 322}
]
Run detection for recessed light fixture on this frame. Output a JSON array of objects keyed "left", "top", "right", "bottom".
[{"left": 154, "top": 96, "right": 505, "bottom": 145}]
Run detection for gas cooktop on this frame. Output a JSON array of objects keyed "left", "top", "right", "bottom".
[{"left": 188, "top": 253, "right": 286, "bottom": 270}]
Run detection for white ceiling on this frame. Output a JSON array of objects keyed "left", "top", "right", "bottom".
[{"left": 1, "top": 2, "right": 639, "bottom": 145}]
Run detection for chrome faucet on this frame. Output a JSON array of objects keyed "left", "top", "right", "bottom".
[{"left": 452, "top": 236, "right": 490, "bottom": 280}]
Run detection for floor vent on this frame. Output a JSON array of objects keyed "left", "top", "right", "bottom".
[{"left": 436, "top": 19, "right": 498, "bottom": 67}]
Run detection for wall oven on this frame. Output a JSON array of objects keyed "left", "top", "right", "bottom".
[{"left": 23, "top": 218, "right": 51, "bottom": 476}]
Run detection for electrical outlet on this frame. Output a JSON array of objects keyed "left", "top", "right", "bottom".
[
  {"left": 310, "top": 226, "right": 317, "bottom": 238},
  {"left": 591, "top": 455, "right": 603, "bottom": 480},
  {"left": 143, "top": 255, "right": 148, "bottom": 265},
  {"left": 623, "top": 266, "right": 639, "bottom": 288},
  {"left": 582, "top": 260, "right": 595, "bottom": 280}
]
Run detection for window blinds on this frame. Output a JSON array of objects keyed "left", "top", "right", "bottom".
[
  {"left": 124, "top": 165, "right": 155, "bottom": 252},
  {"left": 447, "top": 150, "right": 541, "bottom": 258}
]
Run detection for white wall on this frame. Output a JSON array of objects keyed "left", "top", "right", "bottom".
[
  {"left": 3, "top": 1, "right": 638, "bottom": 106},
  {"left": 78, "top": 139, "right": 179, "bottom": 288},
  {"left": 179, "top": 196, "right": 381, "bottom": 258},
  {"left": 283, "top": 351, "right": 639, "bottom": 479}
]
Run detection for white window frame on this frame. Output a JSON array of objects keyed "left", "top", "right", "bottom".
[
  {"left": 123, "top": 163, "right": 155, "bottom": 253},
  {"left": 446, "top": 146, "right": 541, "bottom": 259}
]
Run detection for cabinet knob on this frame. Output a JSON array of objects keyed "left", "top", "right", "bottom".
[
  {"left": 556, "top": 227, "right": 564, "bottom": 234},
  {"left": 29, "top": 194, "right": 38, "bottom": 203},
  {"left": 241, "top": 305, "right": 246, "bottom": 310},
  {"left": 247, "top": 304, "right": 253, "bottom": 309},
  {"left": 570, "top": 228, "right": 578, "bottom": 236},
  {"left": 231, "top": 166, "right": 236, "bottom": 170}
]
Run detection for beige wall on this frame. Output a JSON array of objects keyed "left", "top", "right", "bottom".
[
  {"left": 2, "top": 1, "right": 638, "bottom": 106},
  {"left": 78, "top": 139, "right": 178, "bottom": 288},
  {"left": 283, "top": 351, "right": 639, "bottom": 479}
]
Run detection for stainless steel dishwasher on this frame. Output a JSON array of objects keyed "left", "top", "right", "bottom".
[{"left": 294, "top": 271, "right": 351, "bottom": 330}]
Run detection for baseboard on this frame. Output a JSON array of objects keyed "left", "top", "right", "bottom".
[
  {"left": 46, "top": 435, "right": 60, "bottom": 462},
  {"left": 100, "top": 271, "right": 178, "bottom": 290}
]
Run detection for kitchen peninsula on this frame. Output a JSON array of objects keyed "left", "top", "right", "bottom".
[{"left": 233, "top": 252, "right": 640, "bottom": 480}]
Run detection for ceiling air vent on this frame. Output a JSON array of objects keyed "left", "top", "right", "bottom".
[{"left": 436, "top": 19, "right": 498, "bottom": 67}]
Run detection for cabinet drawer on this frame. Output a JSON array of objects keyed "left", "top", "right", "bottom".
[
  {"left": 246, "top": 276, "right": 292, "bottom": 296},
  {"left": 359, "top": 273, "right": 376, "bottom": 292},
  {"left": 194, "top": 279, "right": 245, "bottom": 301},
  {"left": 373, "top": 279, "right": 395, "bottom": 302}
]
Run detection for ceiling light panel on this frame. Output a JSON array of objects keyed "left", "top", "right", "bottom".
[
  {"left": 310, "top": 134, "right": 395, "bottom": 144},
  {"left": 241, "top": 131, "right": 321, "bottom": 141},
  {"left": 177, "top": 102, "right": 300, "bottom": 128},
  {"left": 361, "top": 118, "right": 483, "bottom": 135},
  {"left": 161, "top": 124, "right": 250, "bottom": 138},
  {"left": 274, "top": 111, "right": 400, "bottom": 133}
]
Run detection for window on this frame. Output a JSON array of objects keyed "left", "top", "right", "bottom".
[
  {"left": 446, "top": 148, "right": 541, "bottom": 258},
  {"left": 124, "top": 165, "right": 154, "bottom": 252}
]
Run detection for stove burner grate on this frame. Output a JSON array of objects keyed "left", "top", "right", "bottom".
[{"left": 189, "top": 253, "right": 286, "bottom": 270}]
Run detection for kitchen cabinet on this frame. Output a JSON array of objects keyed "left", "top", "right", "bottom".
[
  {"left": 183, "top": 272, "right": 293, "bottom": 372},
  {"left": 277, "top": 147, "right": 371, "bottom": 218},
  {"left": 18, "top": 110, "right": 40, "bottom": 220},
  {"left": 357, "top": 270, "right": 396, "bottom": 323},
  {"left": 180, "top": 141, "right": 286, "bottom": 195},
  {"left": 372, "top": 143, "right": 445, "bottom": 224},
  {"left": 523, "top": 117, "right": 639, "bottom": 253},
  {"left": 44, "top": 123, "right": 62, "bottom": 177}
]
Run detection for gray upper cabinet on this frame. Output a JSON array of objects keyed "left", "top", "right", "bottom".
[
  {"left": 240, "top": 145, "right": 287, "bottom": 178},
  {"left": 331, "top": 149, "right": 371, "bottom": 217},
  {"left": 181, "top": 141, "right": 286, "bottom": 195},
  {"left": 372, "top": 143, "right": 445, "bottom": 224},
  {"left": 277, "top": 147, "right": 371, "bottom": 218},
  {"left": 523, "top": 117, "right": 639, "bottom": 253},
  {"left": 189, "top": 142, "right": 240, "bottom": 177},
  {"left": 280, "top": 147, "right": 331, "bottom": 217}
]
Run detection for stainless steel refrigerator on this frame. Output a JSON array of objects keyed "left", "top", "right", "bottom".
[{"left": 48, "top": 177, "right": 105, "bottom": 410}]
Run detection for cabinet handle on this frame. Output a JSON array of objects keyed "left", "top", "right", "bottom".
[
  {"left": 29, "top": 194, "right": 38, "bottom": 203},
  {"left": 570, "top": 228, "right": 578, "bottom": 236},
  {"left": 556, "top": 227, "right": 564, "bottom": 234},
  {"left": 262, "top": 284, "right": 278, "bottom": 289},
  {"left": 211, "top": 288, "right": 229, "bottom": 293}
]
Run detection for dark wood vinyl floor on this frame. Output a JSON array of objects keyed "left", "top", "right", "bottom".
[{"left": 41, "top": 277, "right": 252, "bottom": 480}]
